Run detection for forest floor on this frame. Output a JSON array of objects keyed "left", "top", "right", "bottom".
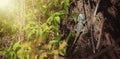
[{"left": 59, "top": 0, "right": 120, "bottom": 59}]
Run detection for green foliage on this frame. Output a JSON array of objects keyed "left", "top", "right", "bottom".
[
  {"left": 4, "top": 41, "right": 32, "bottom": 59},
  {"left": 2, "top": 0, "right": 71, "bottom": 59},
  {"left": 25, "top": 21, "right": 39, "bottom": 40},
  {"left": 25, "top": 0, "right": 70, "bottom": 58},
  {"left": 0, "top": 17, "right": 18, "bottom": 36},
  {"left": 3, "top": 42, "right": 20, "bottom": 59}
]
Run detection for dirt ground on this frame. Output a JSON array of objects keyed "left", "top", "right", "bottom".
[{"left": 59, "top": 0, "right": 120, "bottom": 59}]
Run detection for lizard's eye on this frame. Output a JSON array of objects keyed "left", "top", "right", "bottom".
[{"left": 82, "top": 21, "right": 87, "bottom": 26}]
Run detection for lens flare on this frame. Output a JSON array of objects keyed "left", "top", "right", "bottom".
[{"left": 0, "top": 0, "right": 10, "bottom": 9}]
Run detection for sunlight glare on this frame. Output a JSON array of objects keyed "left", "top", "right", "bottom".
[{"left": 0, "top": 0, "right": 10, "bottom": 9}]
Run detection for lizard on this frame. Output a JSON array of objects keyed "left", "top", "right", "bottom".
[{"left": 69, "top": 13, "right": 87, "bottom": 53}]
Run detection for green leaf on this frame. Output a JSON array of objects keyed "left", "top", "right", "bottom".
[
  {"left": 54, "top": 16, "right": 60, "bottom": 24},
  {"left": 10, "top": 51, "right": 15, "bottom": 59},
  {"left": 59, "top": 48, "right": 66, "bottom": 56},
  {"left": 13, "top": 41, "right": 20, "bottom": 51},
  {"left": 49, "top": 40, "right": 59, "bottom": 44},
  {"left": 17, "top": 49, "right": 25, "bottom": 59}
]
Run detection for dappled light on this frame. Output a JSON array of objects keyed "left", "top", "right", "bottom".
[{"left": 0, "top": 0, "right": 120, "bottom": 59}]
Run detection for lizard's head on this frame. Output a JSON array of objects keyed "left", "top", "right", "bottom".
[{"left": 78, "top": 14, "right": 85, "bottom": 21}]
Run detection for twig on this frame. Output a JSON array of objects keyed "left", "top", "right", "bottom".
[
  {"left": 90, "top": 25, "right": 96, "bottom": 53},
  {"left": 89, "top": 47, "right": 113, "bottom": 59},
  {"left": 88, "top": 0, "right": 96, "bottom": 53},
  {"left": 96, "top": 17, "right": 104, "bottom": 50},
  {"left": 90, "top": 0, "right": 101, "bottom": 53},
  {"left": 94, "top": 0, "right": 101, "bottom": 16},
  {"left": 83, "top": 0, "right": 87, "bottom": 20}
]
